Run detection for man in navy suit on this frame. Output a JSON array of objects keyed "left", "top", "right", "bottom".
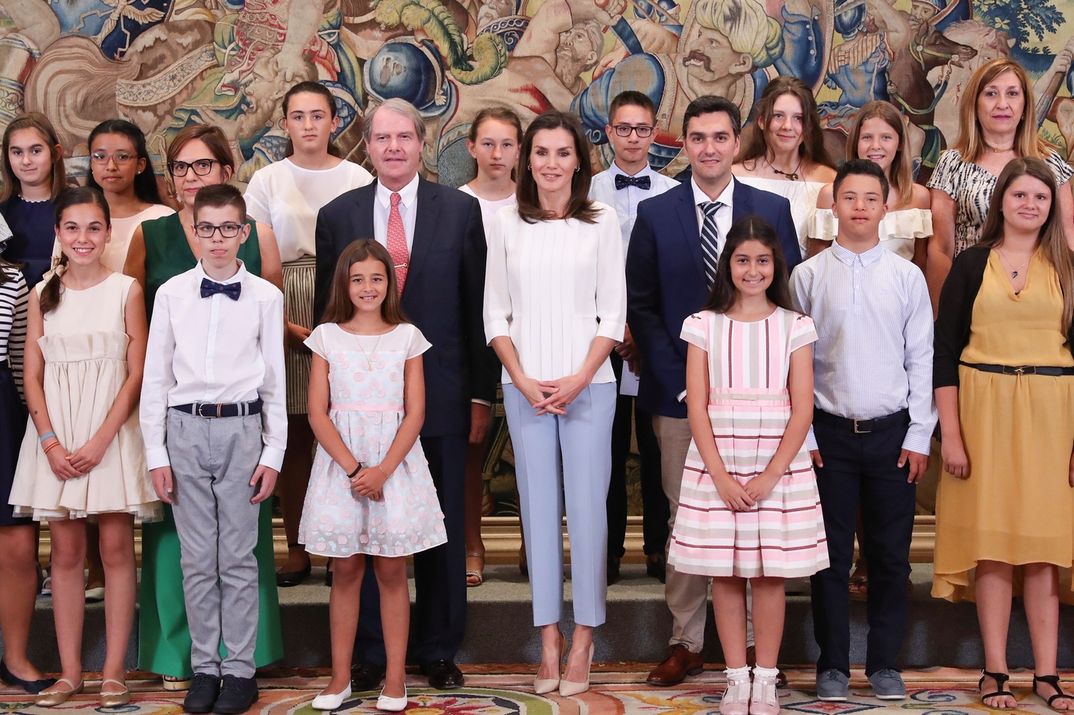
[
  {"left": 313, "top": 98, "right": 496, "bottom": 691},
  {"left": 627, "top": 95, "right": 801, "bottom": 687}
]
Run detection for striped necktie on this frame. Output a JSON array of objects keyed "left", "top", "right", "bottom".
[{"left": 699, "top": 201, "right": 723, "bottom": 288}]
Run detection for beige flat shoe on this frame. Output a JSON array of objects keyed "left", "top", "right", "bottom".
[
  {"left": 36, "top": 678, "right": 84, "bottom": 707},
  {"left": 99, "top": 678, "right": 130, "bottom": 708}
]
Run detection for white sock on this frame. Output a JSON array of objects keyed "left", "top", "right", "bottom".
[
  {"left": 725, "top": 665, "right": 751, "bottom": 682},
  {"left": 753, "top": 666, "right": 779, "bottom": 679}
]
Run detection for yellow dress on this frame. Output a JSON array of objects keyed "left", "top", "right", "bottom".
[{"left": 933, "top": 251, "right": 1074, "bottom": 601}]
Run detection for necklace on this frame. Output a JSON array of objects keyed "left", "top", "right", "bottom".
[
  {"left": 766, "top": 155, "right": 803, "bottom": 181},
  {"left": 995, "top": 248, "right": 1030, "bottom": 279},
  {"left": 354, "top": 332, "right": 384, "bottom": 370}
]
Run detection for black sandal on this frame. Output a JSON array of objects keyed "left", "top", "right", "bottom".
[
  {"left": 979, "top": 670, "right": 1014, "bottom": 707},
  {"left": 1034, "top": 674, "right": 1074, "bottom": 711}
]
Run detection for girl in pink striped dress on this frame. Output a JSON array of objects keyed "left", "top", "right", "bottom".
[{"left": 667, "top": 217, "right": 828, "bottom": 715}]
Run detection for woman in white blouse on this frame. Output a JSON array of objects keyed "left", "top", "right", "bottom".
[
  {"left": 243, "top": 81, "right": 373, "bottom": 586},
  {"left": 808, "top": 100, "right": 932, "bottom": 269},
  {"left": 484, "top": 110, "right": 625, "bottom": 697}
]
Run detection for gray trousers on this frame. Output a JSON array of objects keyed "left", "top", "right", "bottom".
[{"left": 167, "top": 410, "right": 262, "bottom": 678}]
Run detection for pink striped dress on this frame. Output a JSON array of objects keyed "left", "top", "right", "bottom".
[{"left": 667, "top": 308, "right": 829, "bottom": 578}]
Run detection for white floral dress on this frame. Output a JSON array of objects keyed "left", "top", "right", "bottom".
[{"left": 298, "top": 322, "right": 447, "bottom": 557}]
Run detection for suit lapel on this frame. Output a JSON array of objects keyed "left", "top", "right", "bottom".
[
  {"left": 408, "top": 177, "right": 439, "bottom": 292},
  {"left": 731, "top": 179, "right": 754, "bottom": 223},
  {"left": 354, "top": 183, "right": 376, "bottom": 236},
  {"left": 672, "top": 182, "right": 705, "bottom": 283}
]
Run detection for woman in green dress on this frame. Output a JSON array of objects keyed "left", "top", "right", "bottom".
[{"left": 123, "top": 124, "right": 284, "bottom": 688}]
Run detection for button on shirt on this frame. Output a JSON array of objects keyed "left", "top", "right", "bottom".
[
  {"left": 691, "top": 176, "right": 734, "bottom": 255},
  {"left": 590, "top": 164, "right": 680, "bottom": 251},
  {"left": 141, "top": 262, "right": 287, "bottom": 470},
  {"left": 373, "top": 175, "right": 419, "bottom": 252},
  {"left": 789, "top": 241, "right": 936, "bottom": 453}
]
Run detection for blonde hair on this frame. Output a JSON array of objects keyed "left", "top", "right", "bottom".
[
  {"left": 846, "top": 100, "right": 914, "bottom": 208},
  {"left": 954, "top": 58, "right": 1042, "bottom": 162}
]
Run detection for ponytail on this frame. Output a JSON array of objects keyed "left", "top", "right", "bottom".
[{"left": 39, "top": 254, "right": 67, "bottom": 315}]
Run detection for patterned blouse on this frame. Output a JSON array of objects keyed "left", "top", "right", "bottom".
[{"left": 927, "top": 148, "right": 1074, "bottom": 257}]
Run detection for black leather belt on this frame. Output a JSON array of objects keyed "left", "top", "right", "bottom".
[
  {"left": 171, "top": 398, "right": 263, "bottom": 418},
  {"left": 814, "top": 408, "right": 910, "bottom": 435},
  {"left": 960, "top": 361, "right": 1074, "bottom": 377}
]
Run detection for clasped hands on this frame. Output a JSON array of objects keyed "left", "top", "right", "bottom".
[
  {"left": 516, "top": 373, "right": 589, "bottom": 415},
  {"left": 710, "top": 469, "right": 781, "bottom": 512},
  {"left": 43, "top": 436, "right": 108, "bottom": 480}
]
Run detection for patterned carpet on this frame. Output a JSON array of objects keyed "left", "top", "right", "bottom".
[{"left": 0, "top": 667, "right": 1066, "bottom": 713}]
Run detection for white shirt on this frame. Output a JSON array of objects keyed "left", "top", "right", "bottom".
[
  {"left": 691, "top": 176, "right": 735, "bottom": 256},
  {"left": 141, "top": 262, "right": 287, "bottom": 470},
  {"left": 244, "top": 158, "right": 373, "bottom": 263},
  {"left": 459, "top": 183, "right": 516, "bottom": 243},
  {"left": 589, "top": 163, "right": 679, "bottom": 251},
  {"left": 484, "top": 202, "right": 626, "bottom": 383},
  {"left": 105, "top": 204, "right": 175, "bottom": 273},
  {"left": 373, "top": 175, "right": 420, "bottom": 252},
  {"left": 789, "top": 240, "right": 936, "bottom": 454}
]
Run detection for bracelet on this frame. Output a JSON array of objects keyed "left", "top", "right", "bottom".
[
  {"left": 346, "top": 463, "right": 363, "bottom": 478},
  {"left": 38, "top": 431, "right": 56, "bottom": 444},
  {"left": 42, "top": 441, "right": 61, "bottom": 455}
]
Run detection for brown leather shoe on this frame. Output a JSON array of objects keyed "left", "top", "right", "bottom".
[{"left": 646, "top": 644, "right": 704, "bottom": 686}]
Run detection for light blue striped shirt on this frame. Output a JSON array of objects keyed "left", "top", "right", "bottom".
[{"left": 790, "top": 240, "right": 936, "bottom": 454}]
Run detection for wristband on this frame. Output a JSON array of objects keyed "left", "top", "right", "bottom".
[
  {"left": 346, "top": 463, "right": 363, "bottom": 478},
  {"left": 38, "top": 431, "right": 56, "bottom": 444}
]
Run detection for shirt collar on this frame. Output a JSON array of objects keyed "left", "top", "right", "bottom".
[
  {"left": 375, "top": 174, "right": 420, "bottom": 209},
  {"left": 609, "top": 161, "right": 656, "bottom": 180},
  {"left": 829, "top": 239, "right": 886, "bottom": 266},
  {"left": 691, "top": 176, "right": 735, "bottom": 208},
  {"left": 195, "top": 260, "right": 247, "bottom": 286}
]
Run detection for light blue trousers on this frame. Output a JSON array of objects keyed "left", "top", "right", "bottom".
[{"left": 503, "top": 382, "right": 616, "bottom": 628}]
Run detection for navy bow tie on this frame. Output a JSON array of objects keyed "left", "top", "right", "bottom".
[
  {"left": 200, "top": 278, "right": 241, "bottom": 301},
  {"left": 614, "top": 174, "right": 651, "bottom": 190}
]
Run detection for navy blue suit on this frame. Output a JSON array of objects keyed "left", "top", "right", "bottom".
[
  {"left": 314, "top": 177, "right": 497, "bottom": 665},
  {"left": 626, "top": 179, "right": 801, "bottom": 419}
]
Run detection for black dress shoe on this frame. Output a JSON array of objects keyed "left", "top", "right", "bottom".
[
  {"left": 607, "top": 556, "right": 621, "bottom": 585},
  {"left": 422, "top": 659, "right": 464, "bottom": 689},
  {"left": 0, "top": 659, "right": 56, "bottom": 694},
  {"left": 646, "top": 554, "right": 667, "bottom": 583},
  {"left": 183, "top": 673, "right": 220, "bottom": 713},
  {"left": 350, "top": 662, "right": 386, "bottom": 692},
  {"left": 275, "top": 558, "right": 311, "bottom": 588},
  {"left": 213, "top": 674, "right": 258, "bottom": 714}
]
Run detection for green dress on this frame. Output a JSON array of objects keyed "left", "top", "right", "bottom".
[{"left": 136, "top": 213, "right": 283, "bottom": 677}]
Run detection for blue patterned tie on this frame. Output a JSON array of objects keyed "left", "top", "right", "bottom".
[
  {"left": 699, "top": 201, "right": 723, "bottom": 288},
  {"left": 200, "top": 278, "right": 241, "bottom": 301}
]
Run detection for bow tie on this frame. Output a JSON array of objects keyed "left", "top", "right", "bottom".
[
  {"left": 614, "top": 174, "right": 651, "bottom": 190},
  {"left": 200, "top": 278, "right": 241, "bottom": 301}
]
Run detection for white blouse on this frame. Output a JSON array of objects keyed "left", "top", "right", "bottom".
[
  {"left": 459, "top": 183, "right": 516, "bottom": 242},
  {"left": 734, "top": 176, "right": 825, "bottom": 255},
  {"left": 483, "top": 202, "right": 626, "bottom": 384},
  {"left": 106, "top": 204, "right": 175, "bottom": 273},
  {"left": 244, "top": 158, "right": 373, "bottom": 263},
  {"left": 809, "top": 207, "right": 933, "bottom": 261}
]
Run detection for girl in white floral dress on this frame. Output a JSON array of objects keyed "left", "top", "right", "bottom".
[{"left": 299, "top": 240, "right": 445, "bottom": 712}]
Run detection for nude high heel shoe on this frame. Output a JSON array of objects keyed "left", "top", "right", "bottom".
[
  {"left": 559, "top": 642, "right": 594, "bottom": 697},
  {"left": 534, "top": 632, "right": 565, "bottom": 694}
]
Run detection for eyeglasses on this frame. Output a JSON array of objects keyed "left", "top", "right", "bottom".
[
  {"left": 169, "top": 159, "right": 219, "bottom": 177},
  {"left": 90, "top": 151, "right": 136, "bottom": 165},
  {"left": 194, "top": 222, "right": 243, "bottom": 239},
  {"left": 611, "top": 124, "right": 655, "bottom": 138}
]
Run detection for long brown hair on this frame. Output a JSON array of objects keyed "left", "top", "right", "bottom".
[
  {"left": 320, "top": 240, "right": 407, "bottom": 326},
  {"left": 468, "top": 106, "right": 523, "bottom": 182},
  {"left": 0, "top": 112, "right": 66, "bottom": 203},
  {"left": 702, "top": 216, "right": 795, "bottom": 314},
  {"left": 845, "top": 100, "right": 914, "bottom": 208},
  {"left": 737, "top": 76, "right": 834, "bottom": 170},
  {"left": 979, "top": 157, "right": 1074, "bottom": 333},
  {"left": 516, "top": 110, "right": 598, "bottom": 224},
  {"left": 40, "top": 186, "right": 111, "bottom": 315},
  {"left": 954, "top": 58, "right": 1042, "bottom": 162}
]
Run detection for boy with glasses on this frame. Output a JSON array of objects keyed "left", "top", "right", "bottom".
[{"left": 140, "top": 184, "right": 286, "bottom": 714}]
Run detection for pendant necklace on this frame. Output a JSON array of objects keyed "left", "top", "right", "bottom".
[
  {"left": 355, "top": 332, "right": 384, "bottom": 370},
  {"left": 767, "top": 155, "right": 803, "bottom": 181}
]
